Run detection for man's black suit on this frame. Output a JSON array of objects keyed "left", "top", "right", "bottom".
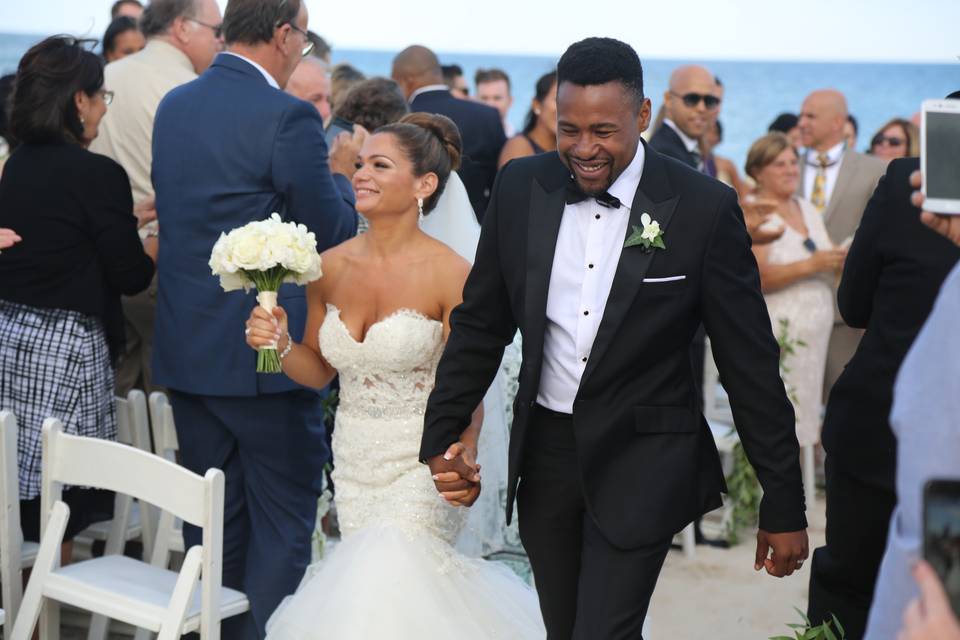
[
  {"left": 421, "top": 143, "right": 806, "bottom": 638},
  {"left": 649, "top": 122, "right": 698, "bottom": 169},
  {"left": 409, "top": 89, "right": 506, "bottom": 221},
  {"left": 807, "top": 158, "right": 960, "bottom": 638}
]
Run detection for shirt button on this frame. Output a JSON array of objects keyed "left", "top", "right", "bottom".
[
  {"left": 583, "top": 310, "right": 589, "bottom": 316},
  {"left": 595, "top": 214, "right": 601, "bottom": 220},
  {"left": 581, "top": 357, "right": 588, "bottom": 363},
  {"left": 588, "top": 263, "right": 594, "bottom": 269}
]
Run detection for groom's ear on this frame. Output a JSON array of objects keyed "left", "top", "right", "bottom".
[{"left": 637, "top": 97, "right": 653, "bottom": 133}]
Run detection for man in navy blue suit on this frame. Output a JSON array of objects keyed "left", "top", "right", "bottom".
[
  {"left": 151, "top": 0, "right": 360, "bottom": 636},
  {"left": 392, "top": 45, "right": 506, "bottom": 222}
]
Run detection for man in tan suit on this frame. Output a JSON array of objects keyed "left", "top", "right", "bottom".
[
  {"left": 796, "top": 89, "right": 886, "bottom": 398},
  {"left": 91, "top": 0, "right": 223, "bottom": 394}
]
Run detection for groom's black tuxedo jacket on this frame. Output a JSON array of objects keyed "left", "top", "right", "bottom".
[{"left": 420, "top": 142, "right": 807, "bottom": 548}]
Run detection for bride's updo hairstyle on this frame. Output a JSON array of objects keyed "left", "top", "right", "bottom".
[{"left": 376, "top": 113, "right": 462, "bottom": 215}]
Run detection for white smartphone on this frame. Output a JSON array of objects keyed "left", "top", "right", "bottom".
[{"left": 921, "top": 99, "right": 960, "bottom": 215}]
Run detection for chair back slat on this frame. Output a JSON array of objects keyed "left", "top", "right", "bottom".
[
  {"left": 41, "top": 419, "right": 211, "bottom": 526},
  {"left": 148, "top": 393, "right": 179, "bottom": 462},
  {"left": 0, "top": 411, "right": 24, "bottom": 633}
]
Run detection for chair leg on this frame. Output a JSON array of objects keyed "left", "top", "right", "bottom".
[
  {"left": 681, "top": 523, "right": 696, "bottom": 559},
  {"left": 11, "top": 502, "right": 69, "bottom": 640},
  {"left": 157, "top": 547, "right": 202, "bottom": 640}
]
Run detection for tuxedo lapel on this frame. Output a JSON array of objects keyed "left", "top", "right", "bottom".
[
  {"left": 580, "top": 146, "right": 680, "bottom": 387},
  {"left": 524, "top": 174, "right": 567, "bottom": 386}
]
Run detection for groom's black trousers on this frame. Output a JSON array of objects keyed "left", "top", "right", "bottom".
[{"left": 517, "top": 405, "right": 672, "bottom": 640}]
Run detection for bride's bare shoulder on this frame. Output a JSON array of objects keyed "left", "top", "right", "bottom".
[{"left": 424, "top": 238, "right": 471, "bottom": 287}]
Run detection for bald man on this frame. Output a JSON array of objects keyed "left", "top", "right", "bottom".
[
  {"left": 287, "top": 56, "right": 332, "bottom": 125},
  {"left": 796, "top": 89, "right": 885, "bottom": 398},
  {"left": 650, "top": 65, "right": 719, "bottom": 172},
  {"left": 392, "top": 45, "right": 505, "bottom": 220}
]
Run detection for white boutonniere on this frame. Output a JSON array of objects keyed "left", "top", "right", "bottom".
[{"left": 624, "top": 213, "right": 666, "bottom": 252}]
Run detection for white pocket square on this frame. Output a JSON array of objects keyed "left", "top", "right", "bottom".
[{"left": 642, "top": 276, "right": 686, "bottom": 283}]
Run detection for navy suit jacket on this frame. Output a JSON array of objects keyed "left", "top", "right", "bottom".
[
  {"left": 151, "top": 53, "right": 357, "bottom": 397},
  {"left": 409, "top": 89, "right": 505, "bottom": 221}
]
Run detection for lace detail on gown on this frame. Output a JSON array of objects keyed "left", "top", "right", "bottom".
[{"left": 265, "top": 305, "right": 544, "bottom": 639}]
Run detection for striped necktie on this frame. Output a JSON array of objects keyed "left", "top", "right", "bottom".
[{"left": 810, "top": 153, "right": 830, "bottom": 212}]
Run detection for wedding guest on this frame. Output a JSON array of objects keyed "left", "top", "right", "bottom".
[
  {"left": 0, "top": 36, "right": 155, "bottom": 549},
  {"left": 111, "top": 0, "right": 144, "bottom": 19},
  {"left": 476, "top": 68, "right": 515, "bottom": 136},
  {"left": 498, "top": 70, "right": 556, "bottom": 168},
  {"left": 797, "top": 89, "right": 885, "bottom": 397},
  {"left": 103, "top": 16, "right": 145, "bottom": 63},
  {"left": 394, "top": 45, "right": 506, "bottom": 221},
  {"left": 807, "top": 154, "right": 960, "bottom": 637},
  {"left": 441, "top": 63, "right": 468, "bottom": 98},
  {"left": 747, "top": 133, "right": 840, "bottom": 450},
  {"left": 899, "top": 562, "right": 960, "bottom": 640},
  {"left": 843, "top": 114, "right": 858, "bottom": 151},
  {"left": 769, "top": 112, "right": 802, "bottom": 148},
  {"left": 286, "top": 56, "right": 331, "bottom": 124},
  {"left": 151, "top": 0, "right": 360, "bottom": 634},
  {"left": 333, "top": 77, "right": 409, "bottom": 131},
  {"left": 306, "top": 30, "right": 331, "bottom": 63},
  {"left": 650, "top": 64, "right": 718, "bottom": 172},
  {"left": 869, "top": 117, "right": 919, "bottom": 160},
  {"left": 330, "top": 62, "right": 365, "bottom": 112},
  {"left": 90, "top": 0, "right": 223, "bottom": 396},
  {"left": 703, "top": 120, "right": 750, "bottom": 197}
]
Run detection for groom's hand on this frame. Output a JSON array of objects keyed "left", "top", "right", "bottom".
[
  {"left": 427, "top": 442, "right": 482, "bottom": 507},
  {"left": 754, "top": 529, "right": 809, "bottom": 578}
]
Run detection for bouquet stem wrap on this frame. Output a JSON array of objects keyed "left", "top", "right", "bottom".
[{"left": 248, "top": 267, "right": 288, "bottom": 374}]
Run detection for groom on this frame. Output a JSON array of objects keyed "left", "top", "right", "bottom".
[{"left": 420, "top": 37, "right": 808, "bottom": 638}]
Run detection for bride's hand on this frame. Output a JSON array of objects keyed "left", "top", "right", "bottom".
[
  {"left": 432, "top": 441, "right": 482, "bottom": 507},
  {"left": 245, "top": 305, "right": 289, "bottom": 351}
]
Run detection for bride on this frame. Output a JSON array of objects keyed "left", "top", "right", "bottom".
[{"left": 244, "top": 113, "right": 544, "bottom": 639}]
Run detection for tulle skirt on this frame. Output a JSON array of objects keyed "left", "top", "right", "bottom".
[{"left": 266, "top": 524, "right": 545, "bottom": 639}]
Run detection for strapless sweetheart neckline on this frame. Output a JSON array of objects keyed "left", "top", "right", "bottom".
[{"left": 325, "top": 304, "right": 441, "bottom": 345}]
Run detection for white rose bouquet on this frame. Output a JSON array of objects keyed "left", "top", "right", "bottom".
[{"left": 209, "top": 213, "right": 322, "bottom": 373}]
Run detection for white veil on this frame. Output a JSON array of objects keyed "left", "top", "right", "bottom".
[{"left": 421, "top": 172, "right": 515, "bottom": 559}]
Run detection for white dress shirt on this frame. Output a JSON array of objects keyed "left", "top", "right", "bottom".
[
  {"left": 802, "top": 141, "right": 846, "bottom": 205},
  {"left": 222, "top": 52, "right": 280, "bottom": 89},
  {"left": 537, "top": 145, "right": 646, "bottom": 413},
  {"left": 663, "top": 118, "right": 700, "bottom": 154},
  {"left": 409, "top": 84, "right": 451, "bottom": 102}
]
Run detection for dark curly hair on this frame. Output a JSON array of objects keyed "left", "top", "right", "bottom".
[
  {"left": 557, "top": 37, "right": 644, "bottom": 111},
  {"left": 334, "top": 78, "right": 409, "bottom": 132},
  {"left": 376, "top": 113, "right": 462, "bottom": 215}
]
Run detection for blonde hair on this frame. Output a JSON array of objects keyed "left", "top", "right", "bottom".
[
  {"left": 745, "top": 132, "right": 797, "bottom": 181},
  {"left": 871, "top": 118, "right": 920, "bottom": 157}
]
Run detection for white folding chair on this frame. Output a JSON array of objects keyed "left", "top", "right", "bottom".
[
  {"left": 147, "top": 392, "right": 185, "bottom": 568},
  {"left": 11, "top": 419, "right": 248, "bottom": 640}
]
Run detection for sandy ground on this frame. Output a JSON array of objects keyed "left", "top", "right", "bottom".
[{"left": 647, "top": 499, "right": 827, "bottom": 640}]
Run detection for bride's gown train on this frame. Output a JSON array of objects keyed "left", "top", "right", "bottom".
[{"left": 265, "top": 305, "right": 545, "bottom": 639}]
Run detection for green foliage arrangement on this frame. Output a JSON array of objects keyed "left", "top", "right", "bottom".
[{"left": 770, "top": 608, "right": 846, "bottom": 640}]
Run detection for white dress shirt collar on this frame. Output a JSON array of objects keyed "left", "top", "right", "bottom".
[
  {"left": 606, "top": 143, "right": 646, "bottom": 210},
  {"left": 663, "top": 118, "right": 700, "bottom": 154},
  {"left": 807, "top": 140, "right": 846, "bottom": 166},
  {"left": 409, "top": 84, "right": 452, "bottom": 102},
  {"left": 222, "top": 52, "right": 280, "bottom": 89}
]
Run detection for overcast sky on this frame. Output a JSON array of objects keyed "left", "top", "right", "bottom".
[{"left": 1, "top": 0, "right": 958, "bottom": 62}]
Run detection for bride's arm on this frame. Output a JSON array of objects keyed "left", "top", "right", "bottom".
[{"left": 246, "top": 279, "right": 337, "bottom": 389}]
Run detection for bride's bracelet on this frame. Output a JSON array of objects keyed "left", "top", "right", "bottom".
[{"left": 279, "top": 332, "right": 294, "bottom": 361}]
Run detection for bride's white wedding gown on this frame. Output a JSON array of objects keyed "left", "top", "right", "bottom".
[{"left": 265, "top": 304, "right": 545, "bottom": 639}]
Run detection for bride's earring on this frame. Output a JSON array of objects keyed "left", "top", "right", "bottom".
[
  {"left": 417, "top": 197, "right": 424, "bottom": 220},
  {"left": 79, "top": 114, "right": 86, "bottom": 126}
]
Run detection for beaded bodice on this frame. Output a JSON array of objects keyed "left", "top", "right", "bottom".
[{"left": 320, "top": 304, "right": 444, "bottom": 421}]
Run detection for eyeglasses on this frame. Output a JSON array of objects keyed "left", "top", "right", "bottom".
[
  {"left": 99, "top": 90, "right": 114, "bottom": 106},
  {"left": 872, "top": 135, "right": 905, "bottom": 148},
  {"left": 286, "top": 23, "right": 314, "bottom": 57},
  {"left": 188, "top": 18, "right": 223, "bottom": 39},
  {"left": 670, "top": 91, "right": 721, "bottom": 110}
]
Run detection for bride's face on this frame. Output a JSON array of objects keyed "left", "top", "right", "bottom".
[{"left": 352, "top": 133, "right": 436, "bottom": 219}]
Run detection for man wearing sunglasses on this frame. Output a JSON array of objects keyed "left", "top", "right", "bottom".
[
  {"left": 151, "top": 0, "right": 362, "bottom": 637},
  {"left": 650, "top": 64, "right": 720, "bottom": 173},
  {"left": 91, "top": 0, "right": 225, "bottom": 398}
]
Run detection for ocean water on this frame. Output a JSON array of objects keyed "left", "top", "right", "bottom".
[{"left": 2, "top": 32, "right": 957, "bottom": 168}]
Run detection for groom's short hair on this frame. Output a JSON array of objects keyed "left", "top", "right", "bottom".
[{"left": 557, "top": 37, "right": 644, "bottom": 110}]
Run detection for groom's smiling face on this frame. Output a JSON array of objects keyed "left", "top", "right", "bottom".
[{"left": 557, "top": 81, "right": 650, "bottom": 196}]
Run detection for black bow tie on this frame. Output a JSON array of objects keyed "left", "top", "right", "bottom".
[{"left": 565, "top": 179, "right": 622, "bottom": 209}]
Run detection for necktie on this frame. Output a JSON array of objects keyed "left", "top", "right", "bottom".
[
  {"left": 565, "top": 179, "right": 622, "bottom": 209},
  {"left": 810, "top": 153, "right": 830, "bottom": 212},
  {"left": 691, "top": 149, "right": 703, "bottom": 172}
]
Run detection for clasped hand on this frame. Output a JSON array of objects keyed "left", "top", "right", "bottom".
[
  {"left": 427, "top": 442, "right": 482, "bottom": 508},
  {"left": 754, "top": 529, "right": 809, "bottom": 578}
]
